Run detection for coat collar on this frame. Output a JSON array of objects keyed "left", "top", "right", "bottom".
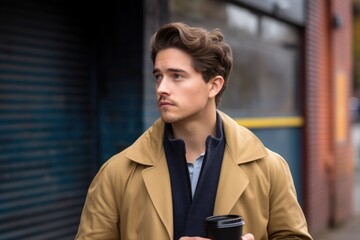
[
  {"left": 125, "top": 111, "right": 268, "bottom": 166},
  {"left": 124, "top": 111, "right": 268, "bottom": 238},
  {"left": 218, "top": 111, "right": 268, "bottom": 164}
]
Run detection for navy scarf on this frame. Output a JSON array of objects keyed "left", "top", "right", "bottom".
[{"left": 164, "top": 114, "right": 225, "bottom": 239}]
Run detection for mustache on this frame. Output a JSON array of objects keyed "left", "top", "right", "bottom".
[{"left": 157, "top": 96, "right": 175, "bottom": 105}]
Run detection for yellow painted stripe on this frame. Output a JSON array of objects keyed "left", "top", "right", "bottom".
[{"left": 235, "top": 117, "right": 304, "bottom": 129}]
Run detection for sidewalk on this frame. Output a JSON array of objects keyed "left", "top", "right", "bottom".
[
  {"left": 314, "top": 168, "right": 360, "bottom": 240},
  {"left": 314, "top": 123, "right": 360, "bottom": 240},
  {"left": 314, "top": 215, "right": 360, "bottom": 240}
]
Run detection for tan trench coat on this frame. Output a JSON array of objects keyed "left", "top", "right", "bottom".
[{"left": 76, "top": 111, "right": 312, "bottom": 240}]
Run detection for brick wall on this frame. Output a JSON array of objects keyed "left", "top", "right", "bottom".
[
  {"left": 305, "top": 0, "right": 353, "bottom": 234},
  {"left": 305, "top": 0, "right": 331, "bottom": 234},
  {"left": 330, "top": 0, "right": 354, "bottom": 224}
]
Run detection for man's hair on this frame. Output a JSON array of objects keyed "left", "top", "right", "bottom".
[{"left": 150, "top": 22, "right": 233, "bottom": 106}]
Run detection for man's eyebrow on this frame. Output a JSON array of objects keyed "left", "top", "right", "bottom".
[
  {"left": 152, "top": 69, "right": 159, "bottom": 75},
  {"left": 167, "top": 68, "right": 187, "bottom": 73},
  {"left": 153, "top": 68, "right": 187, "bottom": 75}
]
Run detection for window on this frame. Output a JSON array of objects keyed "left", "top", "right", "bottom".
[{"left": 170, "top": 0, "right": 302, "bottom": 117}]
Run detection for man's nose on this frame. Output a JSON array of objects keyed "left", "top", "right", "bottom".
[{"left": 156, "top": 77, "right": 170, "bottom": 95}]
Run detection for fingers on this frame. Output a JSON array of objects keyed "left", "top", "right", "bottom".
[{"left": 242, "top": 233, "right": 255, "bottom": 240}]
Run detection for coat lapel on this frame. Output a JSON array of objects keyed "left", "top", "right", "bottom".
[
  {"left": 142, "top": 153, "right": 173, "bottom": 239},
  {"left": 126, "top": 119, "right": 173, "bottom": 239},
  {"left": 214, "top": 111, "right": 268, "bottom": 214},
  {"left": 213, "top": 149, "right": 249, "bottom": 215}
]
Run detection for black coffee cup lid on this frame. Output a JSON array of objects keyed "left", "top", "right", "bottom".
[{"left": 204, "top": 215, "right": 244, "bottom": 228}]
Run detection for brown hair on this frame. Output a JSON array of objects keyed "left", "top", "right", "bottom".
[{"left": 150, "top": 22, "right": 233, "bottom": 106}]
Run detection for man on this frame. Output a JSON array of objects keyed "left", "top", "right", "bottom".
[{"left": 76, "top": 22, "right": 312, "bottom": 240}]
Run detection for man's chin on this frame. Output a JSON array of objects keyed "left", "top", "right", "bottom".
[
  {"left": 160, "top": 116, "right": 174, "bottom": 124},
  {"left": 160, "top": 114, "right": 177, "bottom": 124}
]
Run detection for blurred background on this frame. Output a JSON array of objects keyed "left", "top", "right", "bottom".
[{"left": 0, "top": 0, "right": 359, "bottom": 239}]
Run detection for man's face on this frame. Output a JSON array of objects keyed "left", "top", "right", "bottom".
[{"left": 153, "top": 48, "right": 213, "bottom": 124}]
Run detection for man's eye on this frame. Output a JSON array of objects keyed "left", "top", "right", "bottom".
[
  {"left": 174, "top": 73, "right": 182, "bottom": 79},
  {"left": 154, "top": 75, "right": 162, "bottom": 81}
]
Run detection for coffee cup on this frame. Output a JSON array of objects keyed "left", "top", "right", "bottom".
[{"left": 203, "top": 214, "right": 245, "bottom": 240}]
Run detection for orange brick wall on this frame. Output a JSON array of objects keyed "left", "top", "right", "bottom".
[
  {"left": 331, "top": 0, "right": 354, "bottom": 224},
  {"left": 304, "top": 0, "right": 353, "bottom": 234},
  {"left": 304, "top": 0, "right": 332, "bottom": 234}
]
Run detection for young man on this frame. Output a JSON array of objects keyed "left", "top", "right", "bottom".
[{"left": 76, "top": 22, "right": 312, "bottom": 240}]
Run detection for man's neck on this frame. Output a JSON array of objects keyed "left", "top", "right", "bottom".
[{"left": 171, "top": 111, "right": 217, "bottom": 163}]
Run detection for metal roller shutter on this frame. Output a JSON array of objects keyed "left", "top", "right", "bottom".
[{"left": 0, "top": 0, "right": 96, "bottom": 239}]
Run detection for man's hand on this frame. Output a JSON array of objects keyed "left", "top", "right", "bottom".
[
  {"left": 179, "top": 233, "right": 255, "bottom": 240},
  {"left": 242, "top": 233, "right": 255, "bottom": 240}
]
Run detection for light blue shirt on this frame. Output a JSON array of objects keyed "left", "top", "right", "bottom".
[{"left": 187, "top": 153, "right": 205, "bottom": 198}]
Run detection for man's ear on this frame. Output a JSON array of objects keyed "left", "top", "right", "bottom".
[{"left": 208, "top": 76, "right": 225, "bottom": 98}]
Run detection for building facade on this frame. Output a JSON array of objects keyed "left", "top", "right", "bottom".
[{"left": 0, "top": 0, "right": 354, "bottom": 238}]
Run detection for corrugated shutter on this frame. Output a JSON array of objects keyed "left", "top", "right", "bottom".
[{"left": 0, "top": 0, "right": 96, "bottom": 239}]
